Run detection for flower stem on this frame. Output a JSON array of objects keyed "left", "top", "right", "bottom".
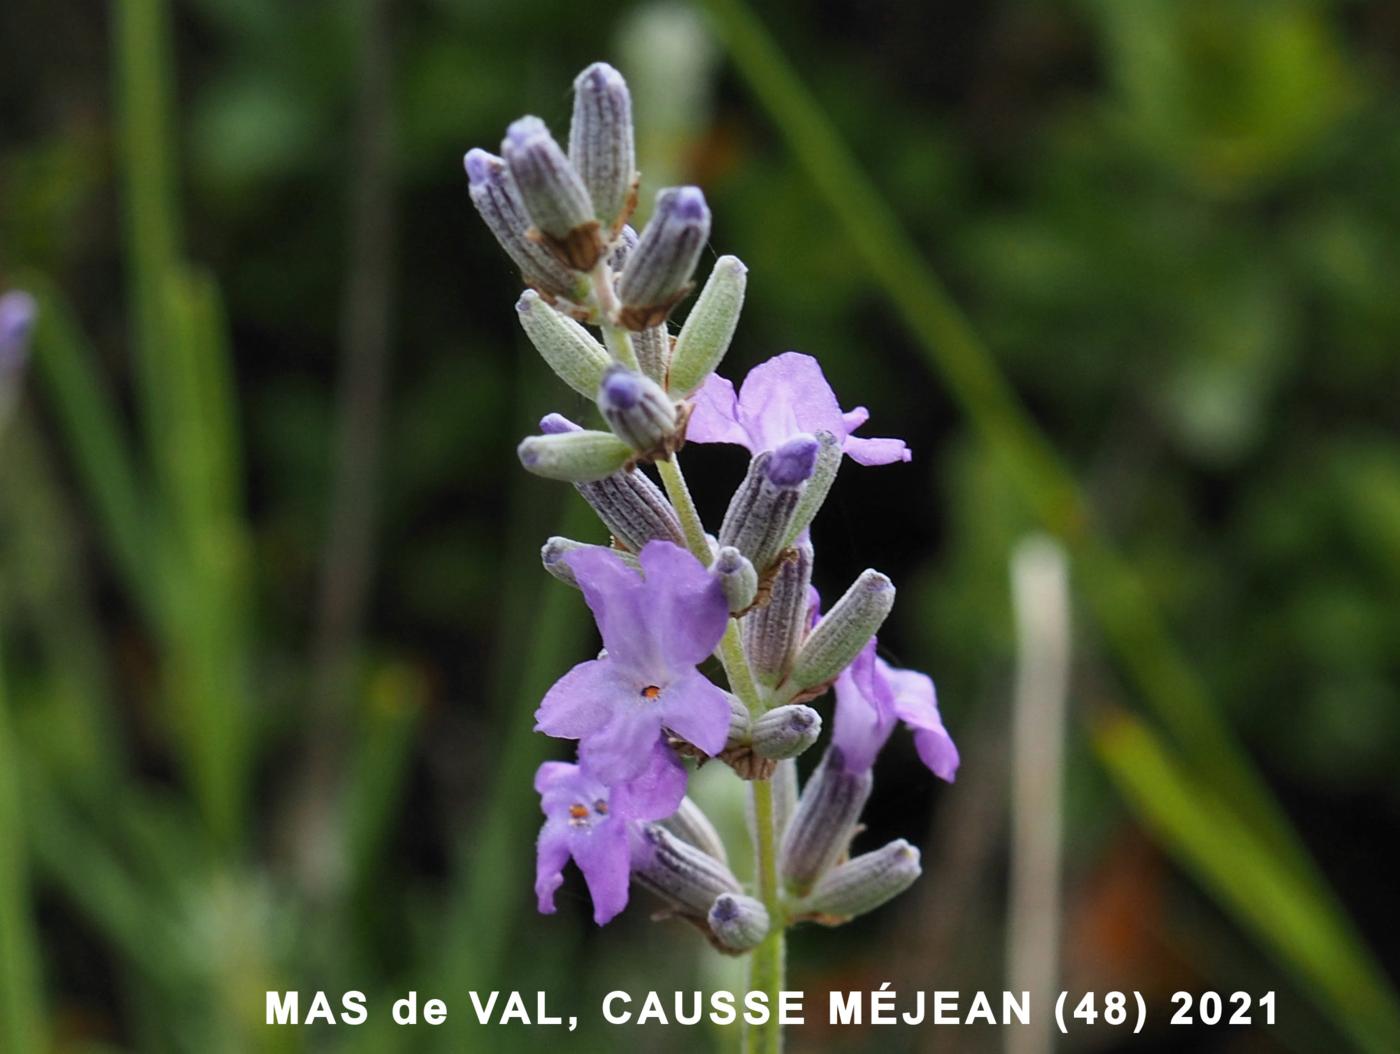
[
  {"left": 655, "top": 451, "right": 786, "bottom": 1053},
  {"left": 591, "top": 260, "right": 640, "bottom": 372},
  {"left": 745, "top": 776, "right": 785, "bottom": 1054},
  {"left": 653, "top": 455, "right": 710, "bottom": 561}
]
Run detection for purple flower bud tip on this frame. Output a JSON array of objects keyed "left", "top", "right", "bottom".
[
  {"left": 539, "top": 412, "right": 582, "bottom": 435},
  {"left": 1, "top": 291, "right": 37, "bottom": 343},
  {"left": 516, "top": 290, "right": 538, "bottom": 314},
  {"left": 600, "top": 367, "right": 642, "bottom": 410},
  {"left": 578, "top": 62, "right": 624, "bottom": 93},
  {"left": 767, "top": 434, "right": 820, "bottom": 487},
  {"left": 710, "top": 894, "right": 741, "bottom": 923},
  {"left": 505, "top": 115, "right": 549, "bottom": 149},
  {"left": 463, "top": 148, "right": 500, "bottom": 186},
  {"left": 518, "top": 440, "right": 540, "bottom": 467},
  {"left": 666, "top": 186, "right": 708, "bottom": 222}
]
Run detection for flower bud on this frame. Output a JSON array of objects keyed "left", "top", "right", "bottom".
[
  {"left": 502, "top": 116, "right": 604, "bottom": 270},
  {"left": 516, "top": 290, "right": 609, "bottom": 397},
  {"left": 743, "top": 542, "right": 813, "bottom": 685},
  {"left": 752, "top": 704, "right": 821, "bottom": 760},
  {"left": 517, "top": 429, "right": 632, "bottom": 483},
  {"left": 607, "top": 225, "right": 638, "bottom": 277},
  {"left": 0, "top": 290, "right": 37, "bottom": 369},
  {"left": 781, "top": 430, "right": 841, "bottom": 549},
  {"left": 713, "top": 545, "right": 758, "bottom": 614},
  {"left": 796, "top": 839, "right": 921, "bottom": 922},
  {"left": 575, "top": 470, "right": 685, "bottom": 552},
  {"left": 726, "top": 691, "right": 752, "bottom": 747},
  {"left": 464, "top": 149, "right": 581, "bottom": 300},
  {"left": 541, "top": 536, "right": 638, "bottom": 587},
  {"left": 708, "top": 893, "right": 770, "bottom": 953},
  {"left": 633, "top": 823, "right": 741, "bottom": 917},
  {"left": 662, "top": 797, "right": 729, "bottom": 865},
  {"left": 569, "top": 62, "right": 637, "bottom": 233},
  {"left": 779, "top": 746, "right": 873, "bottom": 896},
  {"left": 718, "top": 436, "right": 819, "bottom": 572},
  {"left": 633, "top": 324, "right": 671, "bottom": 384},
  {"left": 616, "top": 187, "right": 710, "bottom": 330},
  {"left": 668, "top": 255, "right": 747, "bottom": 396},
  {"left": 788, "top": 571, "right": 894, "bottom": 694},
  {"left": 597, "top": 364, "right": 679, "bottom": 455}
]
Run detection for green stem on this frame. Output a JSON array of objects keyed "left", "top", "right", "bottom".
[
  {"left": 654, "top": 452, "right": 785, "bottom": 1052},
  {"left": 653, "top": 456, "right": 710, "bottom": 559},
  {"left": 744, "top": 777, "right": 785, "bottom": 1054}
]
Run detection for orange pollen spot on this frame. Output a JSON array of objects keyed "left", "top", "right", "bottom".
[
  {"left": 641, "top": 685, "right": 662, "bottom": 700},
  {"left": 568, "top": 803, "right": 589, "bottom": 820}
]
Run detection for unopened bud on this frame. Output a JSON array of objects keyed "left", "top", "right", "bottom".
[
  {"left": 517, "top": 429, "right": 632, "bottom": 483},
  {"left": 752, "top": 704, "right": 821, "bottom": 760},
  {"left": 633, "top": 823, "right": 741, "bottom": 917},
  {"left": 574, "top": 468, "right": 685, "bottom": 552},
  {"left": 781, "top": 430, "right": 841, "bottom": 549},
  {"left": 779, "top": 746, "right": 872, "bottom": 896},
  {"left": 569, "top": 62, "right": 637, "bottom": 233},
  {"left": 743, "top": 542, "right": 814, "bottom": 685},
  {"left": 616, "top": 186, "right": 710, "bottom": 330},
  {"left": 662, "top": 797, "right": 729, "bottom": 864},
  {"left": 726, "top": 692, "right": 751, "bottom": 747},
  {"left": 797, "top": 839, "right": 921, "bottom": 922},
  {"left": 516, "top": 291, "right": 609, "bottom": 397},
  {"left": 668, "top": 255, "right": 747, "bottom": 397},
  {"left": 597, "top": 364, "right": 678, "bottom": 454},
  {"left": 464, "top": 149, "right": 581, "bottom": 299},
  {"left": 503, "top": 117, "right": 604, "bottom": 270},
  {"left": 607, "top": 224, "right": 637, "bottom": 271},
  {"left": 713, "top": 546, "right": 758, "bottom": 614},
  {"left": 788, "top": 571, "right": 894, "bottom": 694},
  {"left": 633, "top": 324, "right": 671, "bottom": 384},
  {"left": 718, "top": 436, "right": 818, "bottom": 571},
  {"left": 708, "top": 894, "right": 770, "bottom": 953},
  {"left": 541, "top": 536, "right": 638, "bottom": 587}
]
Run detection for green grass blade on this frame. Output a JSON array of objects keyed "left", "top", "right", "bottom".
[
  {"left": 1095, "top": 712, "right": 1400, "bottom": 1053},
  {"left": 155, "top": 268, "right": 253, "bottom": 850},
  {"left": 0, "top": 650, "right": 45, "bottom": 1054},
  {"left": 20, "top": 275, "right": 155, "bottom": 624},
  {"left": 112, "top": 0, "right": 183, "bottom": 462}
]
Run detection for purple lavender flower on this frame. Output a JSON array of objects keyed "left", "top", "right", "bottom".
[
  {"left": 0, "top": 290, "right": 38, "bottom": 373},
  {"left": 687, "top": 351, "right": 912, "bottom": 466},
  {"left": 832, "top": 638, "right": 958, "bottom": 779},
  {"left": 535, "top": 540, "right": 731, "bottom": 782},
  {"left": 534, "top": 740, "right": 685, "bottom": 925}
]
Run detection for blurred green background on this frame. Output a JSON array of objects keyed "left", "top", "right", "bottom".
[{"left": 2, "top": 0, "right": 1398, "bottom": 1051}]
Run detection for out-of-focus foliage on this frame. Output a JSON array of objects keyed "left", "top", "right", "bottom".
[{"left": 1, "top": 0, "right": 1397, "bottom": 1051}]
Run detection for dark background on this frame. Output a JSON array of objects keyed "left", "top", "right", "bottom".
[{"left": 2, "top": 0, "right": 1398, "bottom": 1051}]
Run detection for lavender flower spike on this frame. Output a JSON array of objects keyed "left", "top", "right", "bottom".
[
  {"left": 535, "top": 541, "right": 731, "bottom": 782},
  {"left": 535, "top": 740, "right": 684, "bottom": 925},
  {"left": 464, "top": 149, "right": 582, "bottom": 301},
  {"left": 569, "top": 62, "right": 637, "bottom": 234},
  {"left": 833, "top": 638, "right": 959, "bottom": 781},
  {"left": 616, "top": 186, "right": 710, "bottom": 330},
  {"left": 503, "top": 117, "right": 604, "bottom": 270},
  {"left": 688, "top": 351, "right": 912, "bottom": 466}
]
